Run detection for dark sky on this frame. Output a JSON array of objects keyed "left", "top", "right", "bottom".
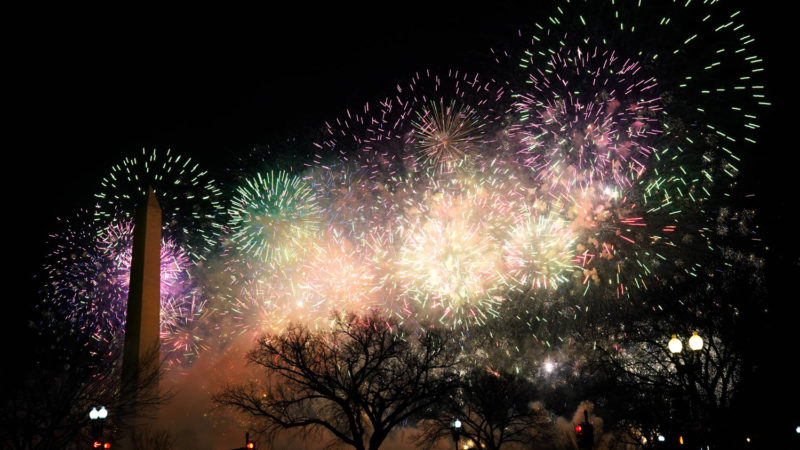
[{"left": 7, "top": 2, "right": 795, "bottom": 395}]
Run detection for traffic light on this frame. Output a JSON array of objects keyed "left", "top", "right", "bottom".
[
  {"left": 92, "top": 441, "right": 111, "bottom": 448},
  {"left": 244, "top": 431, "right": 255, "bottom": 449},
  {"left": 576, "top": 421, "right": 594, "bottom": 448}
]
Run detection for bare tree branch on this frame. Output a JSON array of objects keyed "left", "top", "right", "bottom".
[{"left": 214, "top": 312, "right": 460, "bottom": 450}]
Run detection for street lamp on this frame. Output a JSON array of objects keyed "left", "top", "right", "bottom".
[
  {"left": 450, "top": 418, "right": 462, "bottom": 449},
  {"left": 668, "top": 332, "right": 704, "bottom": 354},
  {"left": 688, "top": 332, "right": 704, "bottom": 352},
  {"left": 89, "top": 406, "right": 109, "bottom": 447},
  {"left": 89, "top": 406, "right": 108, "bottom": 420},
  {"left": 666, "top": 332, "right": 704, "bottom": 447},
  {"left": 668, "top": 335, "right": 683, "bottom": 354}
]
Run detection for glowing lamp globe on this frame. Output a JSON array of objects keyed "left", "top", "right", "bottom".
[
  {"left": 668, "top": 335, "right": 683, "bottom": 354},
  {"left": 89, "top": 407, "right": 99, "bottom": 420},
  {"left": 453, "top": 418, "right": 462, "bottom": 429},
  {"left": 98, "top": 406, "right": 108, "bottom": 419},
  {"left": 688, "top": 332, "right": 704, "bottom": 351}
]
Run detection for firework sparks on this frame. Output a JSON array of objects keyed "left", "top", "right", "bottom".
[
  {"left": 44, "top": 0, "right": 768, "bottom": 346},
  {"left": 94, "top": 148, "right": 224, "bottom": 262},
  {"left": 228, "top": 170, "right": 322, "bottom": 266},
  {"left": 43, "top": 213, "right": 210, "bottom": 366},
  {"left": 412, "top": 99, "right": 486, "bottom": 170}
]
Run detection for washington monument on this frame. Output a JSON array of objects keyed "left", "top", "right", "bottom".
[{"left": 120, "top": 187, "right": 162, "bottom": 425}]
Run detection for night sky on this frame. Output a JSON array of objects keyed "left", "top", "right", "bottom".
[{"left": 7, "top": 1, "right": 797, "bottom": 430}]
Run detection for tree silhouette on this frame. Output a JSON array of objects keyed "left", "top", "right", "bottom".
[
  {"left": 214, "top": 312, "right": 460, "bottom": 450},
  {"left": 416, "top": 368, "right": 554, "bottom": 450},
  {"left": 584, "top": 237, "right": 767, "bottom": 447},
  {"left": 0, "top": 317, "right": 166, "bottom": 450}
]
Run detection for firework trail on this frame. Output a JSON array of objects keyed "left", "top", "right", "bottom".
[
  {"left": 487, "top": 0, "right": 769, "bottom": 300},
  {"left": 514, "top": 42, "right": 661, "bottom": 191},
  {"left": 41, "top": 209, "right": 122, "bottom": 340},
  {"left": 42, "top": 213, "right": 210, "bottom": 366},
  {"left": 227, "top": 170, "right": 322, "bottom": 267},
  {"left": 94, "top": 148, "right": 224, "bottom": 262},
  {"left": 313, "top": 70, "right": 514, "bottom": 177}
]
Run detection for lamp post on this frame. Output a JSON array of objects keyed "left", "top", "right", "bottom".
[
  {"left": 667, "top": 332, "right": 704, "bottom": 446},
  {"left": 450, "top": 418, "right": 462, "bottom": 449},
  {"left": 668, "top": 335, "right": 683, "bottom": 354},
  {"left": 688, "top": 332, "right": 704, "bottom": 352},
  {"left": 89, "top": 406, "right": 109, "bottom": 448},
  {"left": 668, "top": 332, "right": 703, "bottom": 355}
]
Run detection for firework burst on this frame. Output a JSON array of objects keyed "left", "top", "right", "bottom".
[
  {"left": 391, "top": 169, "right": 524, "bottom": 326},
  {"left": 412, "top": 99, "right": 486, "bottom": 171},
  {"left": 94, "top": 148, "right": 224, "bottom": 262},
  {"left": 503, "top": 207, "right": 578, "bottom": 290},
  {"left": 227, "top": 170, "right": 322, "bottom": 266},
  {"left": 42, "top": 212, "right": 209, "bottom": 366},
  {"left": 313, "top": 70, "right": 514, "bottom": 178},
  {"left": 515, "top": 42, "right": 662, "bottom": 191}
]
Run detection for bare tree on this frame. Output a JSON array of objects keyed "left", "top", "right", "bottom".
[
  {"left": 416, "top": 368, "right": 554, "bottom": 450},
  {"left": 591, "top": 301, "right": 749, "bottom": 445},
  {"left": 1, "top": 343, "right": 114, "bottom": 450},
  {"left": 585, "top": 246, "right": 766, "bottom": 448},
  {"left": 214, "top": 312, "right": 460, "bottom": 450},
  {"left": 0, "top": 322, "right": 167, "bottom": 450}
]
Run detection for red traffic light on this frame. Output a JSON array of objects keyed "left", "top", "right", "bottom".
[
  {"left": 246, "top": 442, "right": 254, "bottom": 449},
  {"left": 93, "top": 442, "right": 101, "bottom": 448},
  {"left": 575, "top": 425, "right": 583, "bottom": 433},
  {"left": 104, "top": 444, "right": 111, "bottom": 449}
]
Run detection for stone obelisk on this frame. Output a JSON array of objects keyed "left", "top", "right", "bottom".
[{"left": 121, "top": 187, "right": 161, "bottom": 428}]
